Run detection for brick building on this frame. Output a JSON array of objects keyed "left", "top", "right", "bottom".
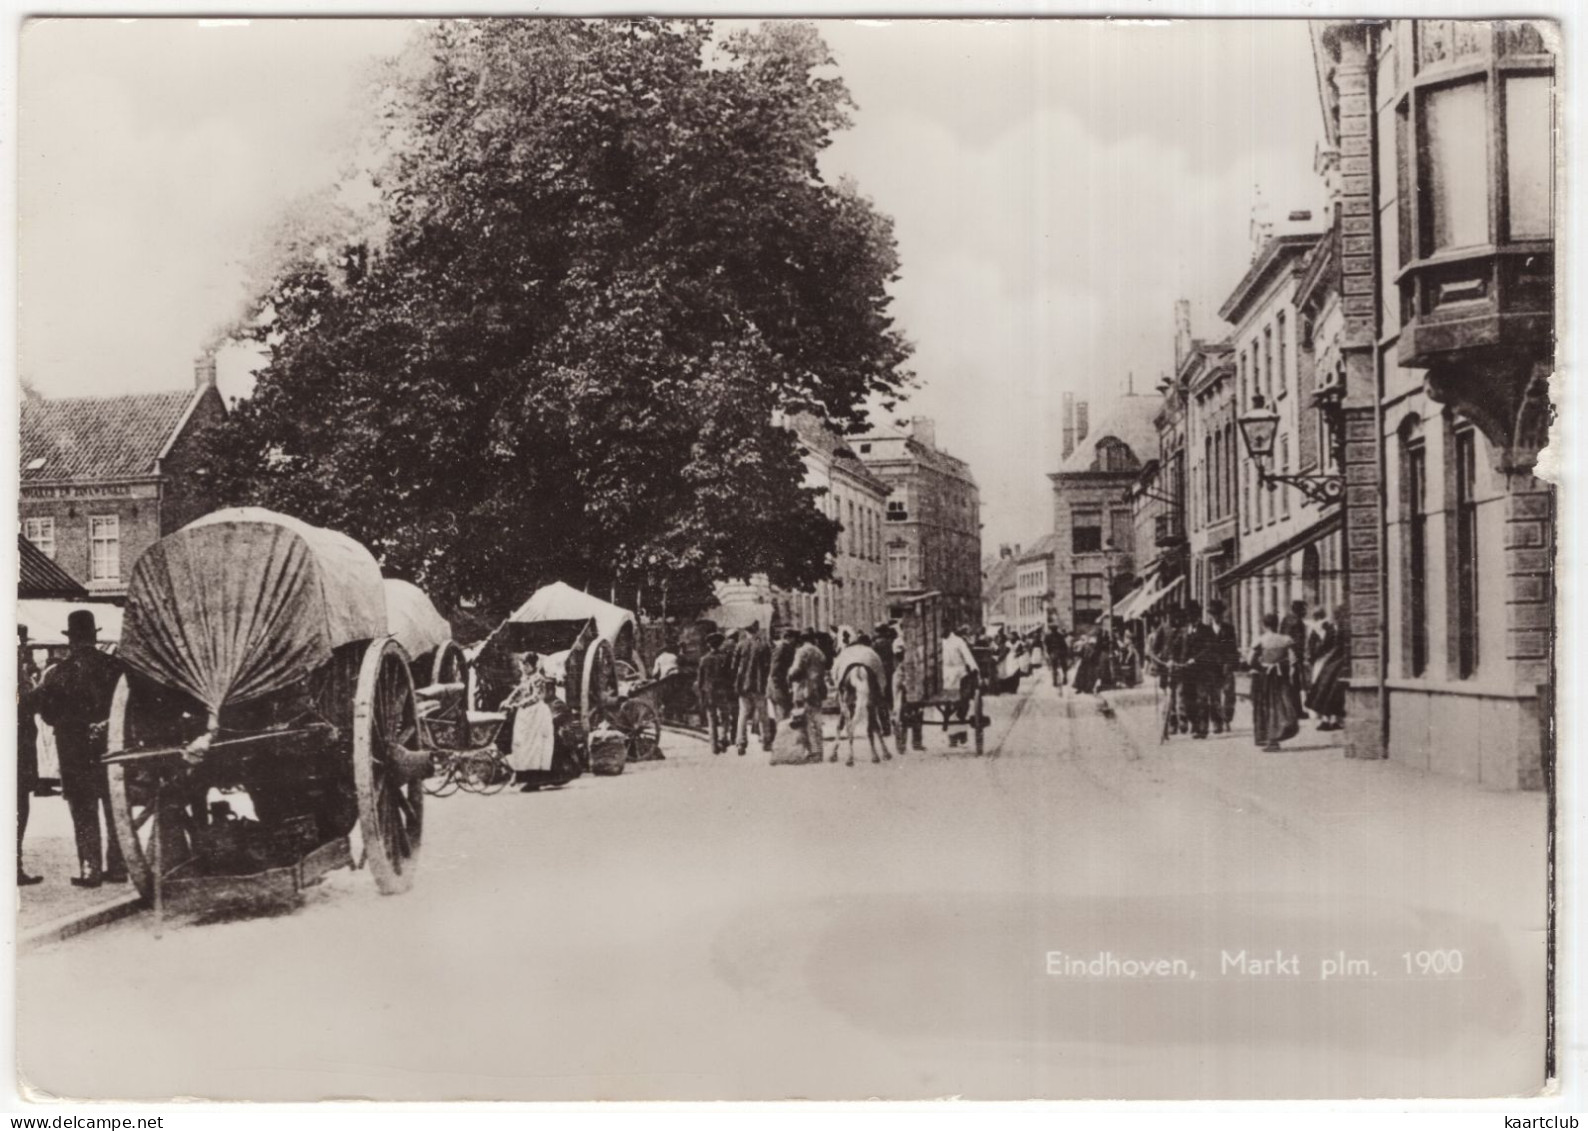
[
  {"left": 854, "top": 418, "right": 982, "bottom": 632},
  {"left": 1048, "top": 395, "right": 1160, "bottom": 632},
  {"left": 1311, "top": 19, "right": 1556, "bottom": 788},
  {"left": 19, "top": 357, "right": 226, "bottom": 599}
]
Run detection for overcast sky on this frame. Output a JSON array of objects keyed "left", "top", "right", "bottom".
[{"left": 19, "top": 18, "right": 1325, "bottom": 549}]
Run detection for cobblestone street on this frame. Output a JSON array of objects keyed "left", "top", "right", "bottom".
[{"left": 19, "top": 676, "right": 1547, "bottom": 1101}]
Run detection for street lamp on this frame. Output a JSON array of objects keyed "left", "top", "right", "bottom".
[{"left": 1237, "top": 394, "right": 1344, "bottom": 506}]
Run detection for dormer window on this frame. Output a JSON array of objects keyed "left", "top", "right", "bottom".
[{"left": 25, "top": 457, "right": 45, "bottom": 471}]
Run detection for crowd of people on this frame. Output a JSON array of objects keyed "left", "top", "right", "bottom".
[
  {"left": 1139, "top": 596, "right": 1348, "bottom": 752},
  {"left": 979, "top": 593, "right": 1348, "bottom": 755},
  {"left": 688, "top": 620, "right": 921, "bottom": 763}
]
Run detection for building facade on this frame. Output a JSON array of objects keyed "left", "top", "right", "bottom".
[
  {"left": 1180, "top": 332, "right": 1240, "bottom": 613},
  {"left": 714, "top": 414, "right": 890, "bottom": 634},
  {"left": 1312, "top": 19, "right": 1556, "bottom": 788},
  {"left": 855, "top": 418, "right": 983, "bottom": 631},
  {"left": 1048, "top": 395, "right": 1161, "bottom": 632},
  {"left": 982, "top": 546, "right": 1020, "bottom": 629},
  {"left": 1012, "top": 534, "right": 1063, "bottom": 633},
  {"left": 19, "top": 357, "right": 226, "bottom": 600},
  {"left": 1214, "top": 228, "right": 1348, "bottom": 649}
]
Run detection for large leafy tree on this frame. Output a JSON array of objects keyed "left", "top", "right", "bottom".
[{"left": 200, "top": 19, "right": 913, "bottom": 617}]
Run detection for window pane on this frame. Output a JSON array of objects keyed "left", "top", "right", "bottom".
[
  {"left": 1424, "top": 80, "right": 1491, "bottom": 252},
  {"left": 1505, "top": 75, "right": 1553, "bottom": 239}
]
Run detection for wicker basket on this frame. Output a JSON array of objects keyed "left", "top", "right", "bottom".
[{"left": 588, "top": 724, "right": 628, "bottom": 777}]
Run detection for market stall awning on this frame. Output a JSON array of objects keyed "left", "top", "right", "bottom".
[{"left": 502, "top": 581, "right": 636, "bottom": 645}]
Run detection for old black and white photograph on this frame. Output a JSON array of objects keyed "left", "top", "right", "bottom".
[{"left": 8, "top": 9, "right": 1570, "bottom": 1108}]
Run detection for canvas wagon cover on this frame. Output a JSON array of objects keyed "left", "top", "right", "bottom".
[
  {"left": 504, "top": 581, "right": 635, "bottom": 645},
  {"left": 119, "top": 508, "right": 387, "bottom": 712},
  {"left": 384, "top": 579, "right": 452, "bottom": 662}
]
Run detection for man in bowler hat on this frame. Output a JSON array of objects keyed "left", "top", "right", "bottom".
[{"left": 26, "top": 610, "right": 126, "bottom": 886}]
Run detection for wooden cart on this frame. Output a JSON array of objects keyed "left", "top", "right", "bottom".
[
  {"left": 475, "top": 583, "right": 660, "bottom": 776},
  {"left": 105, "top": 509, "right": 430, "bottom": 917},
  {"left": 889, "top": 591, "right": 987, "bottom": 756}
]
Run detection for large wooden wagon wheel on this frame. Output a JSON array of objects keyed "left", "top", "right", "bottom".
[
  {"left": 106, "top": 675, "right": 204, "bottom": 901},
  {"left": 580, "top": 637, "right": 617, "bottom": 741},
  {"left": 428, "top": 639, "right": 466, "bottom": 690},
  {"left": 353, "top": 638, "right": 425, "bottom": 895},
  {"left": 618, "top": 699, "right": 662, "bottom": 761}
]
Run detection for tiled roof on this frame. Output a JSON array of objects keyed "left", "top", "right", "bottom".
[
  {"left": 18, "top": 535, "right": 87, "bottom": 599},
  {"left": 983, "top": 555, "right": 1019, "bottom": 593},
  {"left": 1017, "top": 532, "right": 1065, "bottom": 564},
  {"left": 20, "top": 390, "right": 198, "bottom": 482},
  {"left": 787, "top": 414, "right": 891, "bottom": 496}
]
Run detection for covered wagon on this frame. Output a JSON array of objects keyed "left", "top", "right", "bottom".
[
  {"left": 106, "top": 508, "right": 427, "bottom": 909},
  {"left": 474, "top": 582, "right": 659, "bottom": 773}
]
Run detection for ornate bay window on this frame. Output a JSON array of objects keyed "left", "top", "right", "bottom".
[{"left": 1394, "top": 19, "right": 1556, "bottom": 470}]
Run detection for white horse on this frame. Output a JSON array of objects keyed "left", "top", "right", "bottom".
[{"left": 832, "top": 648, "right": 895, "bottom": 767}]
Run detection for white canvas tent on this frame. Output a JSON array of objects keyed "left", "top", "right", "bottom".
[{"left": 503, "top": 581, "right": 637, "bottom": 646}]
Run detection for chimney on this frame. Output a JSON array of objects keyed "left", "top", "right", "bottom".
[
  {"left": 999, "top": 543, "right": 1013, "bottom": 560},
  {"left": 909, "top": 416, "right": 936, "bottom": 450},
  {"left": 1076, "top": 400, "right": 1090, "bottom": 445},
  {"left": 1173, "top": 300, "right": 1193, "bottom": 369},
  {"left": 195, "top": 352, "right": 218, "bottom": 391},
  {"left": 1062, "top": 392, "right": 1076, "bottom": 460}
]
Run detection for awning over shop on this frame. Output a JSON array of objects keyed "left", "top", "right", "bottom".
[
  {"left": 1110, "top": 573, "right": 1184, "bottom": 622},
  {"left": 1134, "top": 575, "right": 1184, "bottom": 618},
  {"left": 1213, "top": 510, "right": 1344, "bottom": 589}
]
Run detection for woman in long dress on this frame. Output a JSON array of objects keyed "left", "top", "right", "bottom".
[
  {"left": 1249, "top": 613, "right": 1301, "bottom": 751},
  {"left": 503, "top": 653, "right": 583, "bottom": 790},
  {"left": 1305, "top": 604, "right": 1348, "bottom": 731}
]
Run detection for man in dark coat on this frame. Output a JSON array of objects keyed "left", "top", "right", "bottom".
[
  {"left": 1043, "top": 624, "right": 1070, "bottom": 689},
  {"left": 17, "top": 626, "right": 42, "bottom": 886},
  {"left": 1206, "top": 600, "right": 1241, "bottom": 733},
  {"left": 694, "top": 632, "right": 733, "bottom": 754},
  {"left": 732, "top": 621, "right": 772, "bottom": 756},
  {"left": 1281, "top": 599, "right": 1310, "bottom": 701},
  {"left": 27, "top": 610, "right": 125, "bottom": 887},
  {"left": 1175, "top": 601, "right": 1217, "bottom": 740}
]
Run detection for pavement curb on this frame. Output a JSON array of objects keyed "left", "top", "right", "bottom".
[{"left": 18, "top": 892, "right": 145, "bottom": 955}]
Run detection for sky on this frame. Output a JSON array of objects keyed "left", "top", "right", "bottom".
[{"left": 18, "top": 18, "right": 1326, "bottom": 550}]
